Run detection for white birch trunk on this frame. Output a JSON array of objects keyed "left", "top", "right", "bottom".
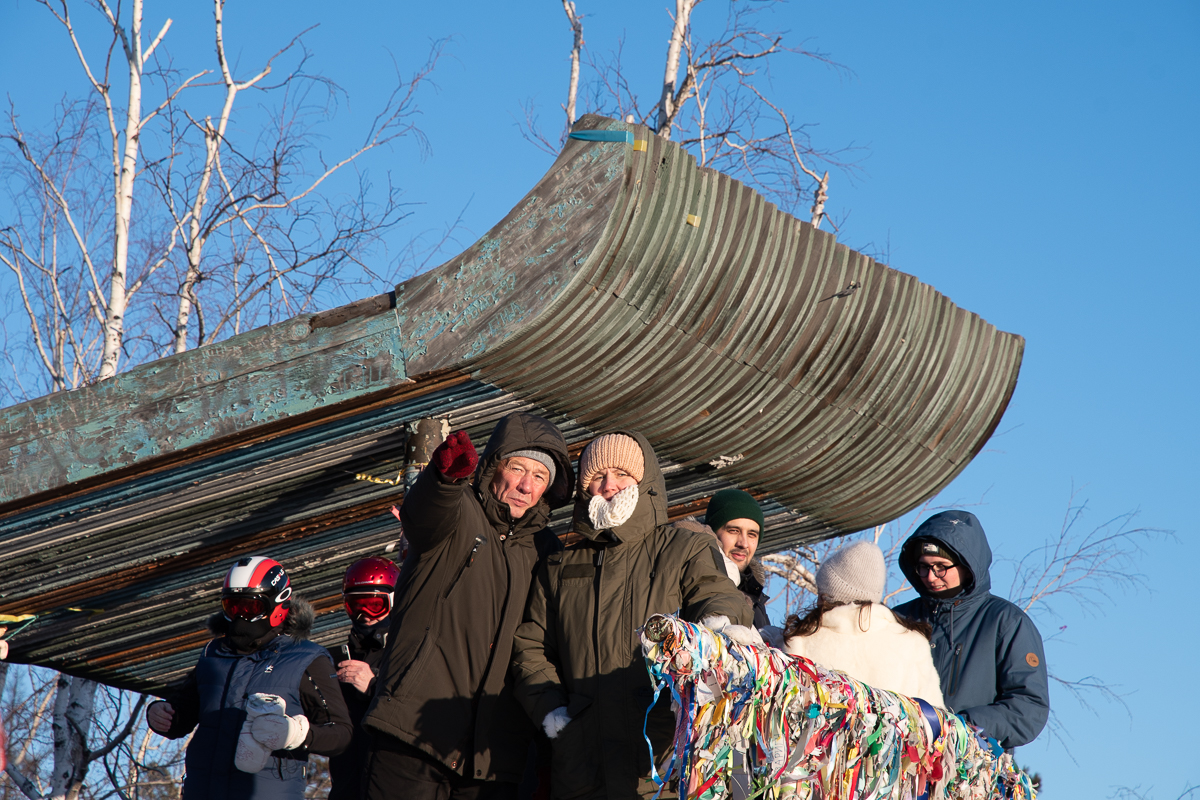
[
  {"left": 99, "top": 0, "right": 145, "bottom": 380},
  {"left": 173, "top": 118, "right": 220, "bottom": 354},
  {"left": 562, "top": 1, "right": 583, "bottom": 128},
  {"left": 656, "top": 0, "right": 694, "bottom": 138},
  {"left": 49, "top": 675, "right": 98, "bottom": 800},
  {"left": 174, "top": 0, "right": 272, "bottom": 353},
  {"left": 810, "top": 171, "right": 829, "bottom": 230}
]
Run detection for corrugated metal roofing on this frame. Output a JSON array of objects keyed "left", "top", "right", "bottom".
[{"left": 0, "top": 115, "right": 1022, "bottom": 693}]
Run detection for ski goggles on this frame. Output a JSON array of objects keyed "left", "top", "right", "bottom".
[
  {"left": 222, "top": 594, "right": 271, "bottom": 622},
  {"left": 344, "top": 592, "right": 392, "bottom": 621}
]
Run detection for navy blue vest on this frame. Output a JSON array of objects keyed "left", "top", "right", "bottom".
[{"left": 183, "top": 635, "right": 329, "bottom": 800}]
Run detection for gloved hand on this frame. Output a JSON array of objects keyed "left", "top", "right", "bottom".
[
  {"left": 701, "top": 614, "right": 764, "bottom": 647},
  {"left": 235, "top": 693, "right": 288, "bottom": 773},
  {"left": 432, "top": 431, "right": 479, "bottom": 481},
  {"left": 542, "top": 706, "right": 572, "bottom": 739},
  {"left": 251, "top": 711, "right": 311, "bottom": 751}
]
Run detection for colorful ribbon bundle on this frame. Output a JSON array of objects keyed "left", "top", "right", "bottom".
[{"left": 640, "top": 614, "right": 1036, "bottom": 800}]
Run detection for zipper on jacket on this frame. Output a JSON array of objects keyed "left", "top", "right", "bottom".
[
  {"left": 948, "top": 642, "right": 964, "bottom": 695},
  {"left": 593, "top": 546, "right": 604, "bottom": 681},
  {"left": 444, "top": 536, "right": 485, "bottom": 599}
]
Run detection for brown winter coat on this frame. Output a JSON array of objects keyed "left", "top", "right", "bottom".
[
  {"left": 362, "top": 412, "right": 573, "bottom": 782},
  {"left": 511, "top": 431, "right": 750, "bottom": 800}
]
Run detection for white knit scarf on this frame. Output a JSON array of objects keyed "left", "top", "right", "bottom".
[{"left": 588, "top": 484, "right": 639, "bottom": 529}]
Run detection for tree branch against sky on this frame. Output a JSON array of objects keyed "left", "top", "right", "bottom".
[
  {"left": 519, "top": 0, "right": 859, "bottom": 227},
  {"left": 0, "top": 0, "right": 443, "bottom": 403}
]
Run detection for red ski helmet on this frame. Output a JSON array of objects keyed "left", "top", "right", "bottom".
[
  {"left": 342, "top": 557, "right": 400, "bottom": 621},
  {"left": 222, "top": 556, "right": 292, "bottom": 627}
]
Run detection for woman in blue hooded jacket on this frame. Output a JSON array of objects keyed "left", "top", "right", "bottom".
[{"left": 894, "top": 511, "right": 1050, "bottom": 750}]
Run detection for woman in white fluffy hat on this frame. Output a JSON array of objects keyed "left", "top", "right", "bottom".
[{"left": 784, "top": 541, "right": 945, "bottom": 708}]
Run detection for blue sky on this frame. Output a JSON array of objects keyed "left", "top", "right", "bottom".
[{"left": 3, "top": 0, "right": 1198, "bottom": 796}]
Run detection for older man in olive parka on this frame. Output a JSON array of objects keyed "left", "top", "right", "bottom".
[
  {"left": 512, "top": 431, "right": 751, "bottom": 800},
  {"left": 363, "top": 411, "right": 574, "bottom": 800}
]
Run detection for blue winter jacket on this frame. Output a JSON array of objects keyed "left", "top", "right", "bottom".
[
  {"left": 894, "top": 511, "right": 1050, "bottom": 749},
  {"left": 158, "top": 601, "right": 351, "bottom": 800},
  {"left": 184, "top": 635, "right": 330, "bottom": 800}
]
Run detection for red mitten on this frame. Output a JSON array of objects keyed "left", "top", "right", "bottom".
[{"left": 431, "top": 430, "right": 478, "bottom": 480}]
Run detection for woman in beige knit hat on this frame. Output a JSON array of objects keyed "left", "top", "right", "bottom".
[
  {"left": 513, "top": 430, "right": 753, "bottom": 800},
  {"left": 783, "top": 541, "right": 945, "bottom": 708}
]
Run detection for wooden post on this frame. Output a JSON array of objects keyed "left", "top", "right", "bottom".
[{"left": 403, "top": 418, "right": 449, "bottom": 492}]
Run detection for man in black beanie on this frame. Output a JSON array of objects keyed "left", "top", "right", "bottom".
[{"left": 704, "top": 488, "right": 772, "bottom": 628}]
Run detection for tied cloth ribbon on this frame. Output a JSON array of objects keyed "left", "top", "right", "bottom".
[{"left": 640, "top": 614, "right": 1036, "bottom": 800}]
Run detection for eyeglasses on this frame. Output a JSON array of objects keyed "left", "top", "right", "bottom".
[
  {"left": 916, "top": 563, "right": 956, "bottom": 578},
  {"left": 222, "top": 595, "right": 269, "bottom": 621},
  {"left": 345, "top": 593, "right": 391, "bottom": 621}
]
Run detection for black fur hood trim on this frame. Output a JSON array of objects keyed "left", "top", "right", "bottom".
[{"left": 206, "top": 596, "right": 315, "bottom": 640}]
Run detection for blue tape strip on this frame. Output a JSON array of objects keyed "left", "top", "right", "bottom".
[
  {"left": 568, "top": 129, "right": 634, "bottom": 144},
  {"left": 914, "top": 697, "right": 942, "bottom": 742}
]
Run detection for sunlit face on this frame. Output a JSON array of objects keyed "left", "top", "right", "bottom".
[
  {"left": 916, "top": 555, "right": 962, "bottom": 592},
  {"left": 715, "top": 519, "right": 761, "bottom": 566},
  {"left": 587, "top": 468, "right": 638, "bottom": 500},
  {"left": 489, "top": 456, "right": 551, "bottom": 518}
]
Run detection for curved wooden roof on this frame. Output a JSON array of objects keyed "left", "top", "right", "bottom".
[{"left": 0, "top": 115, "right": 1021, "bottom": 692}]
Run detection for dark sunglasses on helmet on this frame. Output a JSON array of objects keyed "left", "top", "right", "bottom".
[
  {"left": 345, "top": 593, "right": 391, "bottom": 621},
  {"left": 222, "top": 595, "right": 270, "bottom": 621}
]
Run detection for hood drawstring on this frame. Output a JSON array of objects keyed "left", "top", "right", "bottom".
[{"left": 857, "top": 603, "right": 872, "bottom": 632}]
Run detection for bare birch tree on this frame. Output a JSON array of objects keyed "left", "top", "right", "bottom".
[
  {"left": 0, "top": 2, "right": 441, "bottom": 793},
  {"left": 0, "top": 0, "right": 442, "bottom": 402},
  {"left": 2, "top": 665, "right": 169, "bottom": 800},
  {"left": 522, "top": 0, "right": 855, "bottom": 228}
]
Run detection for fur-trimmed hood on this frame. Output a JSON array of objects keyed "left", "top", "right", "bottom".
[
  {"left": 206, "top": 596, "right": 315, "bottom": 640},
  {"left": 673, "top": 516, "right": 740, "bottom": 585},
  {"left": 743, "top": 556, "right": 767, "bottom": 591}
]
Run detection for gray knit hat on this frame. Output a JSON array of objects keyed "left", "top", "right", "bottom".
[
  {"left": 816, "top": 541, "right": 887, "bottom": 604},
  {"left": 503, "top": 449, "right": 556, "bottom": 486}
]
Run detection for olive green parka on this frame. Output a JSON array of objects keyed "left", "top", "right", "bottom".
[
  {"left": 363, "top": 412, "right": 573, "bottom": 783},
  {"left": 511, "top": 431, "right": 750, "bottom": 800}
]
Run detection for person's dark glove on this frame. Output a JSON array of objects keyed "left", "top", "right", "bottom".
[{"left": 432, "top": 431, "right": 478, "bottom": 480}]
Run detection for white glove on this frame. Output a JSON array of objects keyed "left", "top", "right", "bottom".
[
  {"left": 543, "top": 706, "right": 572, "bottom": 739},
  {"left": 234, "top": 693, "right": 288, "bottom": 773},
  {"left": 701, "top": 614, "right": 764, "bottom": 647},
  {"left": 759, "top": 625, "right": 785, "bottom": 650},
  {"left": 251, "top": 712, "right": 310, "bottom": 751},
  {"left": 724, "top": 624, "right": 765, "bottom": 647}
]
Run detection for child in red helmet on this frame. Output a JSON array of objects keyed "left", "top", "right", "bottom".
[
  {"left": 146, "top": 556, "right": 353, "bottom": 800},
  {"left": 327, "top": 557, "right": 400, "bottom": 800}
]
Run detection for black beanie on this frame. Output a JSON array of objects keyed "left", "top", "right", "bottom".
[{"left": 704, "top": 489, "right": 765, "bottom": 533}]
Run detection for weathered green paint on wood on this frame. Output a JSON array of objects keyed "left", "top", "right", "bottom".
[{"left": 0, "top": 309, "right": 407, "bottom": 503}]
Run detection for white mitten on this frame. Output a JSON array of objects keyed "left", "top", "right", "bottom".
[
  {"left": 542, "top": 706, "right": 572, "bottom": 739},
  {"left": 702, "top": 615, "right": 764, "bottom": 647},
  {"left": 723, "top": 624, "right": 765, "bottom": 647},
  {"left": 234, "top": 693, "right": 288, "bottom": 773},
  {"left": 251, "top": 711, "right": 310, "bottom": 751}
]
